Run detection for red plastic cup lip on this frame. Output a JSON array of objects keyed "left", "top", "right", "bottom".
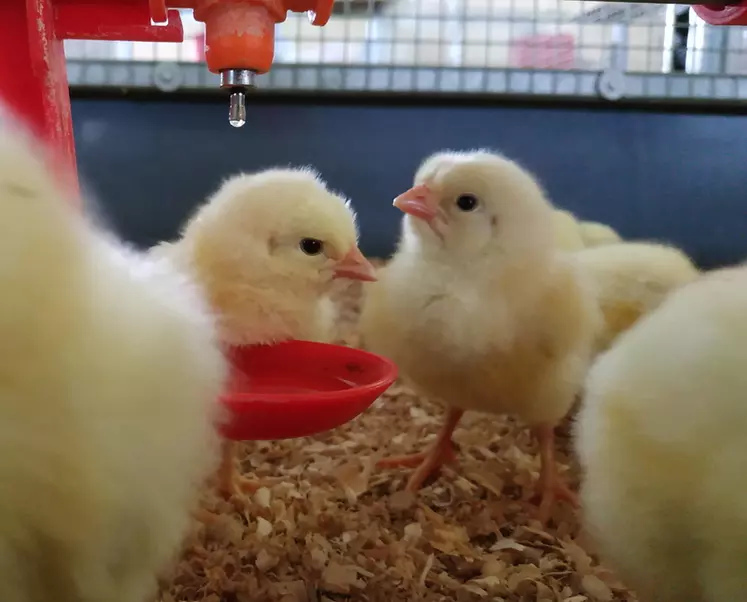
[
  {"left": 218, "top": 341, "right": 398, "bottom": 440},
  {"left": 220, "top": 340, "right": 399, "bottom": 405}
]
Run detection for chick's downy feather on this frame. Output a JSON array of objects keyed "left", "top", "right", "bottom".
[
  {"left": 0, "top": 114, "right": 226, "bottom": 601},
  {"left": 360, "top": 150, "right": 601, "bottom": 519},
  {"left": 161, "top": 168, "right": 369, "bottom": 346},
  {"left": 363, "top": 150, "right": 600, "bottom": 422},
  {"left": 578, "top": 220, "right": 622, "bottom": 248},
  {"left": 152, "top": 167, "right": 375, "bottom": 500},
  {"left": 576, "top": 265, "right": 747, "bottom": 602},
  {"left": 553, "top": 209, "right": 585, "bottom": 251},
  {"left": 574, "top": 241, "right": 699, "bottom": 353}
]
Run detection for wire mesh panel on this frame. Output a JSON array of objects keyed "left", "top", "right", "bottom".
[{"left": 64, "top": 2, "right": 747, "bottom": 101}]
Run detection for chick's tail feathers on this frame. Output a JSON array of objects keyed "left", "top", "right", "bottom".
[{"left": 0, "top": 116, "right": 87, "bottom": 362}]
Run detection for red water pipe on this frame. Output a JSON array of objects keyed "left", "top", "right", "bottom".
[{"left": 0, "top": 0, "right": 333, "bottom": 202}]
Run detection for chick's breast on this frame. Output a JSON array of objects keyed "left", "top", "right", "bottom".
[
  {"left": 361, "top": 255, "right": 599, "bottom": 425},
  {"left": 575, "top": 266, "right": 747, "bottom": 602}
]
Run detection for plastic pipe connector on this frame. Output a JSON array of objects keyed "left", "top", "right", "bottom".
[{"left": 164, "top": 0, "right": 334, "bottom": 74}]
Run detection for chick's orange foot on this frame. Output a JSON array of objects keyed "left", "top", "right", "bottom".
[
  {"left": 532, "top": 423, "right": 579, "bottom": 524},
  {"left": 194, "top": 476, "right": 268, "bottom": 526},
  {"left": 192, "top": 508, "right": 221, "bottom": 525},
  {"left": 215, "top": 440, "right": 267, "bottom": 501},
  {"left": 377, "top": 408, "right": 464, "bottom": 491},
  {"left": 217, "top": 474, "right": 265, "bottom": 500},
  {"left": 534, "top": 473, "right": 579, "bottom": 525},
  {"left": 376, "top": 441, "right": 459, "bottom": 491}
]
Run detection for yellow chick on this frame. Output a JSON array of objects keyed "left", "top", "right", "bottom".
[
  {"left": 575, "top": 265, "right": 747, "bottom": 602},
  {"left": 159, "top": 168, "right": 377, "bottom": 500},
  {"left": 553, "top": 208, "right": 585, "bottom": 251},
  {"left": 0, "top": 113, "right": 226, "bottom": 601},
  {"left": 360, "top": 150, "right": 601, "bottom": 522},
  {"left": 578, "top": 220, "right": 622, "bottom": 247},
  {"left": 575, "top": 241, "right": 700, "bottom": 354}
]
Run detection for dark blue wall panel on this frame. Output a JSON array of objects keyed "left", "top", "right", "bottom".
[{"left": 71, "top": 97, "right": 747, "bottom": 268}]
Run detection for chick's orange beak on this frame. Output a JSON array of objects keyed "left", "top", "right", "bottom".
[
  {"left": 333, "top": 246, "right": 378, "bottom": 282},
  {"left": 394, "top": 184, "right": 447, "bottom": 240},
  {"left": 393, "top": 184, "right": 439, "bottom": 222}
]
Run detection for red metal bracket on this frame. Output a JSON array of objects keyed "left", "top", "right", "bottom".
[
  {"left": 0, "top": 1, "right": 186, "bottom": 201},
  {"left": 57, "top": 2, "right": 184, "bottom": 42},
  {"left": 0, "top": 0, "right": 333, "bottom": 202}
]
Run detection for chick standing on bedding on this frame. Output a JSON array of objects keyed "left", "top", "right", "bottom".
[
  {"left": 576, "top": 265, "right": 747, "bottom": 602},
  {"left": 360, "top": 150, "right": 601, "bottom": 522},
  {"left": 574, "top": 241, "right": 699, "bottom": 354},
  {"left": 553, "top": 208, "right": 585, "bottom": 251},
  {"left": 0, "top": 112, "right": 226, "bottom": 601},
  {"left": 158, "top": 168, "right": 376, "bottom": 500},
  {"left": 578, "top": 220, "right": 622, "bottom": 247}
]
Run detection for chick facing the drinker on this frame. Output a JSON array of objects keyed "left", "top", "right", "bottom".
[
  {"left": 360, "top": 150, "right": 601, "bottom": 523},
  {"left": 154, "top": 167, "right": 377, "bottom": 502}
]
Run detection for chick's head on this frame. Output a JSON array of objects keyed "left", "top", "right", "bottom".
[
  {"left": 396, "top": 150, "right": 555, "bottom": 264},
  {"left": 183, "top": 167, "right": 376, "bottom": 297}
]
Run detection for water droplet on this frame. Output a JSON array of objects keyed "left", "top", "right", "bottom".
[{"left": 228, "top": 91, "right": 246, "bottom": 129}]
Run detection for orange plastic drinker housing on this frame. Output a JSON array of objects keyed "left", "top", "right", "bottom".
[
  {"left": 156, "top": 0, "right": 334, "bottom": 74},
  {"left": 0, "top": 0, "right": 183, "bottom": 199},
  {"left": 0, "top": 0, "right": 334, "bottom": 198}
]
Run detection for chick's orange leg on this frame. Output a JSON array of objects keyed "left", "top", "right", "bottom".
[
  {"left": 194, "top": 441, "right": 267, "bottom": 526},
  {"left": 532, "top": 423, "right": 579, "bottom": 524},
  {"left": 216, "top": 440, "right": 264, "bottom": 500},
  {"left": 377, "top": 408, "right": 464, "bottom": 492}
]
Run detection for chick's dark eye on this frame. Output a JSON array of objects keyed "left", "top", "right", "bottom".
[
  {"left": 300, "top": 238, "right": 324, "bottom": 255},
  {"left": 456, "top": 194, "right": 479, "bottom": 212}
]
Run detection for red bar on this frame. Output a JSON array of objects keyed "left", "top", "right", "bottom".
[
  {"left": 0, "top": 0, "right": 79, "bottom": 200},
  {"left": 56, "top": 3, "right": 184, "bottom": 42}
]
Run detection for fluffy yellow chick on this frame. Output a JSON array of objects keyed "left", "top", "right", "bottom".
[
  {"left": 575, "top": 265, "right": 747, "bottom": 602},
  {"left": 360, "top": 150, "right": 601, "bottom": 522},
  {"left": 160, "top": 168, "right": 376, "bottom": 500},
  {"left": 553, "top": 208, "right": 585, "bottom": 251},
  {"left": 578, "top": 220, "right": 622, "bottom": 247},
  {"left": 0, "top": 114, "right": 226, "bottom": 600},
  {"left": 575, "top": 241, "right": 700, "bottom": 354}
]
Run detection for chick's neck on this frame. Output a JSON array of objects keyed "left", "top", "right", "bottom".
[
  {"left": 186, "top": 245, "right": 329, "bottom": 346},
  {"left": 215, "top": 281, "right": 329, "bottom": 346},
  {"left": 403, "top": 234, "right": 555, "bottom": 290}
]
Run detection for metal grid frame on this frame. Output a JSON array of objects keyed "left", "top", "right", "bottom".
[
  {"left": 67, "top": 60, "right": 747, "bottom": 102},
  {"left": 65, "top": 2, "right": 747, "bottom": 103}
]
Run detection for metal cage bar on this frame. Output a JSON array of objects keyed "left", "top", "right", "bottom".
[{"left": 65, "top": 2, "right": 747, "bottom": 102}]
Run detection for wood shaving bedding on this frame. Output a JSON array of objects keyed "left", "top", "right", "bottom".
[{"left": 157, "top": 265, "right": 636, "bottom": 602}]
